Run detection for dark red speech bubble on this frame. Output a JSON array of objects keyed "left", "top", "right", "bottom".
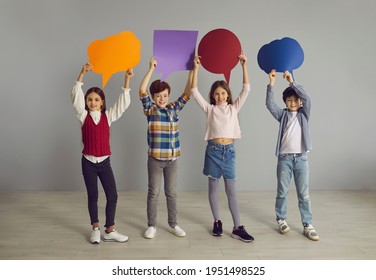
[{"left": 198, "top": 29, "right": 241, "bottom": 84}]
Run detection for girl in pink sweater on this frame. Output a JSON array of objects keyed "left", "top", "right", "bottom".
[{"left": 190, "top": 54, "right": 254, "bottom": 242}]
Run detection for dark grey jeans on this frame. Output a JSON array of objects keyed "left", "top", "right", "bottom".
[
  {"left": 81, "top": 156, "right": 118, "bottom": 228},
  {"left": 147, "top": 156, "right": 178, "bottom": 228}
]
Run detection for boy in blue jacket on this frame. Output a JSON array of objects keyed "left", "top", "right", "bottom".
[{"left": 266, "top": 69, "right": 319, "bottom": 241}]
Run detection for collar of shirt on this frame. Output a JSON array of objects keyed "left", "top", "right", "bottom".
[{"left": 89, "top": 111, "right": 101, "bottom": 125}]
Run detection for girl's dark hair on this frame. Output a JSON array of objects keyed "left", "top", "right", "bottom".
[
  {"left": 282, "top": 87, "right": 299, "bottom": 103},
  {"left": 85, "top": 87, "right": 106, "bottom": 113},
  {"left": 149, "top": 80, "right": 171, "bottom": 98},
  {"left": 209, "top": 80, "right": 233, "bottom": 105}
]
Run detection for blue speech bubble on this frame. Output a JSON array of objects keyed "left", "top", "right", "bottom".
[
  {"left": 257, "top": 37, "right": 304, "bottom": 75},
  {"left": 153, "top": 30, "right": 199, "bottom": 81}
]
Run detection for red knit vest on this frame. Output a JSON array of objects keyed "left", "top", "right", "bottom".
[{"left": 82, "top": 113, "right": 111, "bottom": 157}]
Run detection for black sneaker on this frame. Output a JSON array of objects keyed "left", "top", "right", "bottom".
[
  {"left": 212, "top": 220, "right": 223, "bottom": 236},
  {"left": 231, "top": 225, "right": 254, "bottom": 242}
]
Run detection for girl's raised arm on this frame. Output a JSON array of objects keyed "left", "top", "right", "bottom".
[
  {"left": 76, "top": 63, "right": 92, "bottom": 83},
  {"left": 238, "top": 52, "right": 249, "bottom": 84},
  {"left": 191, "top": 56, "right": 201, "bottom": 89},
  {"left": 124, "top": 68, "right": 134, "bottom": 89}
]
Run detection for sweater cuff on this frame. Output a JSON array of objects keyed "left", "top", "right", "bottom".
[{"left": 191, "top": 87, "right": 199, "bottom": 95}]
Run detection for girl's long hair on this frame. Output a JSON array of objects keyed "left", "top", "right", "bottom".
[
  {"left": 208, "top": 80, "right": 233, "bottom": 105},
  {"left": 85, "top": 87, "right": 106, "bottom": 113}
]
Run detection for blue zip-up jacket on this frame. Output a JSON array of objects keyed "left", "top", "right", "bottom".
[{"left": 266, "top": 81, "right": 312, "bottom": 157}]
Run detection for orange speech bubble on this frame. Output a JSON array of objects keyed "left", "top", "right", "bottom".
[{"left": 87, "top": 31, "right": 141, "bottom": 88}]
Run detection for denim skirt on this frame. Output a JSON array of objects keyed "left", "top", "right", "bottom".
[{"left": 203, "top": 141, "right": 236, "bottom": 180}]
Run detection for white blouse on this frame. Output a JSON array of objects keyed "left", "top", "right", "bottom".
[{"left": 71, "top": 81, "right": 131, "bottom": 163}]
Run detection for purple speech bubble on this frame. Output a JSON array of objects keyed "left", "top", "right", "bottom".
[{"left": 153, "top": 30, "right": 199, "bottom": 81}]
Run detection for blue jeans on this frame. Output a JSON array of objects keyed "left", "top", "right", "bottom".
[
  {"left": 203, "top": 141, "right": 236, "bottom": 180},
  {"left": 275, "top": 153, "right": 313, "bottom": 225}
]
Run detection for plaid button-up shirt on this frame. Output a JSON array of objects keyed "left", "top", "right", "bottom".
[{"left": 141, "top": 94, "right": 188, "bottom": 160}]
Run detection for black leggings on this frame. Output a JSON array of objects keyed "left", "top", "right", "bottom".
[{"left": 81, "top": 156, "right": 118, "bottom": 228}]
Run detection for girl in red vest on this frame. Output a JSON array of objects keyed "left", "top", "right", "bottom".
[{"left": 71, "top": 63, "right": 132, "bottom": 244}]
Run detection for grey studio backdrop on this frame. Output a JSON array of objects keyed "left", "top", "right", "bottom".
[{"left": 1, "top": 0, "right": 375, "bottom": 191}]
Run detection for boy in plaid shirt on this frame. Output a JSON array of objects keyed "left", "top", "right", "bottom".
[{"left": 139, "top": 57, "right": 192, "bottom": 239}]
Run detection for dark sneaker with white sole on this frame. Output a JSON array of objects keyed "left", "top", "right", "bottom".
[
  {"left": 231, "top": 225, "right": 254, "bottom": 242},
  {"left": 212, "top": 220, "right": 223, "bottom": 236}
]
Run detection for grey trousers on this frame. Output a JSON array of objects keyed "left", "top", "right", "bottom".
[{"left": 147, "top": 156, "right": 178, "bottom": 228}]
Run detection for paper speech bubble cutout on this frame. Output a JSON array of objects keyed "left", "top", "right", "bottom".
[
  {"left": 198, "top": 28, "right": 241, "bottom": 84},
  {"left": 257, "top": 37, "right": 304, "bottom": 75},
  {"left": 87, "top": 31, "right": 141, "bottom": 88},
  {"left": 153, "top": 30, "right": 199, "bottom": 81}
]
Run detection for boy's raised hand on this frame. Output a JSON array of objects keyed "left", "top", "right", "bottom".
[
  {"left": 149, "top": 56, "right": 157, "bottom": 70},
  {"left": 193, "top": 55, "right": 201, "bottom": 69},
  {"left": 269, "top": 69, "right": 276, "bottom": 86},
  {"left": 283, "top": 70, "right": 294, "bottom": 83}
]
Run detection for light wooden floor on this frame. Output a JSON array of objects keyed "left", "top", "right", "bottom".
[{"left": 0, "top": 190, "right": 375, "bottom": 260}]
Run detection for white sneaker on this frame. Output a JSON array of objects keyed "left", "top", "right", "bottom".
[
  {"left": 103, "top": 230, "right": 129, "bottom": 242},
  {"left": 303, "top": 224, "right": 319, "bottom": 241},
  {"left": 168, "top": 225, "right": 186, "bottom": 237},
  {"left": 277, "top": 219, "right": 291, "bottom": 234},
  {"left": 144, "top": 226, "right": 156, "bottom": 239},
  {"left": 90, "top": 227, "right": 101, "bottom": 244}
]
